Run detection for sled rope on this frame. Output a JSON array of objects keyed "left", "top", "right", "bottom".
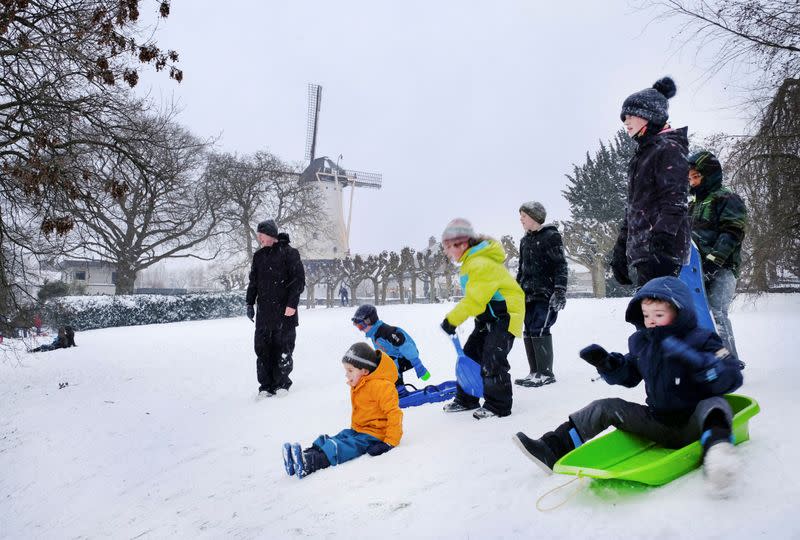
[{"left": 536, "top": 475, "right": 587, "bottom": 512}]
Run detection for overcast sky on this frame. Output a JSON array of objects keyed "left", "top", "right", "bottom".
[{"left": 138, "top": 1, "right": 753, "bottom": 255}]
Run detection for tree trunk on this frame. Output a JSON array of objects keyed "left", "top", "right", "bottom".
[
  {"left": 380, "top": 281, "right": 388, "bottom": 304},
  {"left": 371, "top": 279, "right": 380, "bottom": 305},
  {"left": 410, "top": 276, "right": 416, "bottom": 304},
  {"left": 115, "top": 264, "right": 137, "bottom": 295},
  {"left": 396, "top": 275, "right": 405, "bottom": 303},
  {"left": 592, "top": 259, "right": 607, "bottom": 298}
]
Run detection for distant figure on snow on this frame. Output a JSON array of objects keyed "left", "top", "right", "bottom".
[
  {"left": 30, "top": 326, "right": 76, "bottom": 353},
  {"left": 339, "top": 284, "right": 349, "bottom": 307}
]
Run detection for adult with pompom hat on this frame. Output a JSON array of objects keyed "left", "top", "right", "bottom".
[{"left": 611, "top": 76, "right": 691, "bottom": 288}]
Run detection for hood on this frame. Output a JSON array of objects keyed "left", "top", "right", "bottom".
[
  {"left": 277, "top": 232, "right": 290, "bottom": 244},
  {"left": 359, "top": 351, "right": 398, "bottom": 386},
  {"left": 526, "top": 223, "right": 559, "bottom": 236},
  {"left": 689, "top": 170, "right": 723, "bottom": 200},
  {"left": 460, "top": 239, "right": 506, "bottom": 265},
  {"left": 625, "top": 276, "right": 696, "bottom": 332},
  {"left": 637, "top": 125, "right": 689, "bottom": 150}
]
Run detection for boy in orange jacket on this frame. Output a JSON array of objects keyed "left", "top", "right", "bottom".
[{"left": 282, "top": 342, "right": 403, "bottom": 478}]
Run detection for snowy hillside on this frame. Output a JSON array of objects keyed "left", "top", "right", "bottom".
[{"left": 2, "top": 295, "right": 799, "bottom": 539}]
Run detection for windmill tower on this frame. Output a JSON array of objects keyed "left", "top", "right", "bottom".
[{"left": 297, "top": 84, "right": 382, "bottom": 260}]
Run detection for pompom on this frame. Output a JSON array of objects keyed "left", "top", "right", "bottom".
[{"left": 652, "top": 77, "right": 676, "bottom": 99}]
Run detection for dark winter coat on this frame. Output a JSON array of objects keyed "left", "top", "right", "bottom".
[
  {"left": 246, "top": 236, "right": 306, "bottom": 330},
  {"left": 599, "top": 276, "right": 743, "bottom": 422},
  {"left": 516, "top": 224, "right": 568, "bottom": 301},
  {"left": 615, "top": 127, "right": 691, "bottom": 267},
  {"left": 689, "top": 175, "right": 747, "bottom": 278}
]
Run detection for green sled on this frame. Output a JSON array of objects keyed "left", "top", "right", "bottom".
[{"left": 553, "top": 394, "right": 760, "bottom": 486}]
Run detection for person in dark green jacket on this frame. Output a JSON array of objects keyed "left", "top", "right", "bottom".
[
  {"left": 438, "top": 218, "right": 525, "bottom": 420},
  {"left": 687, "top": 151, "right": 748, "bottom": 360}
]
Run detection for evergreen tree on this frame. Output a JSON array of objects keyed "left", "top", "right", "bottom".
[{"left": 561, "top": 129, "right": 635, "bottom": 297}]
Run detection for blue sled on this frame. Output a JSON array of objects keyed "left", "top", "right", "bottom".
[
  {"left": 678, "top": 242, "right": 716, "bottom": 332},
  {"left": 399, "top": 381, "right": 458, "bottom": 408},
  {"left": 451, "top": 334, "right": 483, "bottom": 398}
]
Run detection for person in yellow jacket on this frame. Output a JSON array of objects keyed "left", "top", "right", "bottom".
[
  {"left": 439, "top": 218, "right": 525, "bottom": 419},
  {"left": 282, "top": 342, "right": 403, "bottom": 478}
]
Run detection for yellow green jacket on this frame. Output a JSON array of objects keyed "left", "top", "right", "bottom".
[{"left": 445, "top": 240, "right": 524, "bottom": 338}]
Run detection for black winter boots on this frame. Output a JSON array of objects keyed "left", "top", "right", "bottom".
[
  {"left": 515, "top": 335, "right": 556, "bottom": 388},
  {"left": 513, "top": 421, "right": 579, "bottom": 472}
]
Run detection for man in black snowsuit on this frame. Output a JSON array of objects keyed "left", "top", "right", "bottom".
[
  {"left": 246, "top": 220, "right": 306, "bottom": 397},
  {"left": 612, "top": 77, "right": 691, "bottom": 288},
  {"left": 514, "top": 201, "right": 568, "bottom": 388}
]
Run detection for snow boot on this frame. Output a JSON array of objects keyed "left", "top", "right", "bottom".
[
  {"left": 282, "top": 443, "right": 295, "bottom": 476},
  {"left": 443, "top": 400, "right": 479, "bottom": 413},
  {"left": 531, "top": 335, "right": 556, "bottom": 386},
  {"left": 514, "top": 337, "right": 538, "bottom": 386},
  {"left": 513, "top": 421, "right": 580, "bottom": 472},
  {"left": 291, "top": 444, "right": 330, "bottom": 479},
  {"left": 701, "top": 427, "right": 738, "bottom": 498},
  {"left": 472, "top": 406, "right": 498, "bottom": 420}
]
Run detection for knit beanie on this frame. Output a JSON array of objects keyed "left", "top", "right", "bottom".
[
  {"left": 256, "top": 219, "right": 278, "bottom": 238},
  {"left": 620, "top": 77, "right": 677, "bottom": 126},
  {"left": 519, "top": 201, "right": 546, "bottom": 224},
  {"left": 342, "top": 342, "right": 380, "bottom": 372},
  {"left": 441, "top": 218, "right": 475, "bottom": 243}
]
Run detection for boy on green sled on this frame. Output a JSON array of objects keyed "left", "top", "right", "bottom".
[{"left": 513, "top": 276, "right": 743, "bottom": 497}]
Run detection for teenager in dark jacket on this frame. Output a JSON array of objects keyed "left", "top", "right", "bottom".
[
  {"left": 513, "top": 277, "right": 743, "bottom": 496},
  {"left": 246, "top": 220, "right": 306, "bottom": 398},
  {"left": 611, "top": 77, "right": 691, "bottom": 288},
  {"left": 688, "top": 151, "right": 747, "bottom": 360},
  {"left": 514, "top": 201, "right": 568, "bottom": 388}
]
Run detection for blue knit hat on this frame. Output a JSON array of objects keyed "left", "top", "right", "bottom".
[{"left": 620, "top": 77, "right": 677, "bottom": 126}]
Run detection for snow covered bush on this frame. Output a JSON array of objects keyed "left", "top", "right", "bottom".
[{"left": 41, "top": 292, "right": 246, "bottom": 330}]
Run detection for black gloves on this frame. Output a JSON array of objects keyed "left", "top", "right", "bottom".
[
  {"left": 366, "top": 441, "right": 393, "bottom": 456},
  {"left": 440, "top": 319, "right": 457, "bottom": 335},
  {"left": 703, "top": 254, "right": 723, "bottom": 282},
  {"left": 579, "top": 344, "right": 623, "bottom": 372},
  {"left": 651, "top": 232, "right": 673, "bottom": 257},
  {"left": 611, "top": 241, "right": 632, "bottom": 286},
  {"left": 246, "top": 305, "right": 255, "bottom": 322},
  {"left": 579, "top": 344, "right": 609, "bottom": 368},
  {"left": 549, "top": 288, "right": 567, "bottom": 312}
]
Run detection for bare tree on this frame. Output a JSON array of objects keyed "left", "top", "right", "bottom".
[
  {"left": 364, "top": 252, "right": 389, "bottom": 305},
  {"left": 727, "top": 78, "right": 800, "bottom": 290},
  {"left": 500, "top": 234, "right": 518, "bottom": 270},
  {"left": 643, "top": 0, "right": 800, "bottom": 92},
  {"left": 53, "top": 111, "right": 220, "bottom": 294},
  {"left": 1, "top": 1, "right": 182, "bottom": 312},
  {"left": 400, "top": 247, "right": 418, "bottom": 304},
  {"left": 205, "top": 151, "right": 325, "bottom": 272}
]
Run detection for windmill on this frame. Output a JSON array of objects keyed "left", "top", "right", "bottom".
[{"left": 297, "top": 84, "right": 382, "bottom": 260}]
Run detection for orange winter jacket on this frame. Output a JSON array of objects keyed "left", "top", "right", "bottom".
[{"left": 350, "top": 351, "right": 403, "bottom": 447}]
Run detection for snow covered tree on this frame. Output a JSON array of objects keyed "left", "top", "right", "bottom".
[{"left": 561, "top": 129, "right": 635, "bottom": 297}]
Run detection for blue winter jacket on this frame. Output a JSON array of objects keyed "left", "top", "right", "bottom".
[
  {"left": 365, "top": 320, "right": 423, "bottom": 372},
  {"left": 599, "top": 276, "right": 743, "bottom": 422}
]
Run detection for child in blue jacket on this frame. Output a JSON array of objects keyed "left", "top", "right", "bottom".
[
  {"left": 514, "top": 276, "right": 743, "bottom": 496},
  {"left": 352, "top": 304, "right": 430, "bottom": 391}
]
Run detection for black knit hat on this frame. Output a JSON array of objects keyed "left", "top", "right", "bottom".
[
  {"left": 519, "top": 201, "right": 546, "bottom": 224},
  {"left": 620, "top": 77, "right": 677, "bottom": 126},
  {"left": 342, "top": 342, "right": 380, "bottom": 372},
  {"left": 352, "top": 304, "right": 378, "bottom": 326},
  {"left": 256, "top": 219, "right": 278, "bottom": 238}
]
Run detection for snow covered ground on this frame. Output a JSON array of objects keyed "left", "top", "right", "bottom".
[{"left": 1, "top": 294, "right": 799, "bottom": 539}]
